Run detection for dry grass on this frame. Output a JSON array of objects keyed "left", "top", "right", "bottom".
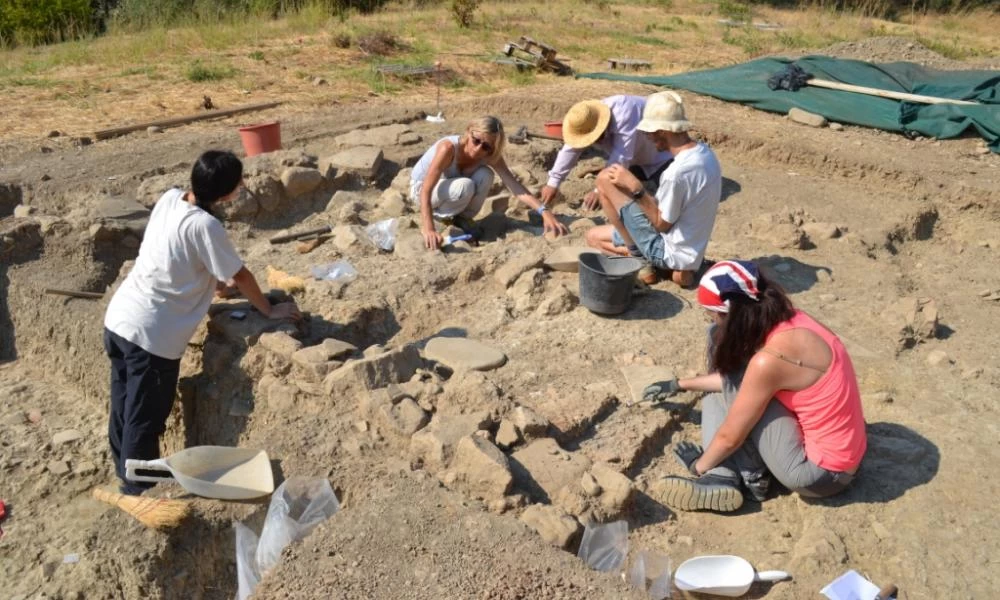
[{"left": 0, "top": 0, "right": 997, "bottom": 140}]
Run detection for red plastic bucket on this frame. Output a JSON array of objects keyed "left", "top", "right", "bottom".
[
  {"left": 543, "top": 121, "right": 563, "bottom": 138},
  {"left": 238, "top": 121, "right": 281, "bottom": 157}
]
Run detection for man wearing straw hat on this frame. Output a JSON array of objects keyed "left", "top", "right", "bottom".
[
  {"left": 540, "top": 95, "right": 673, "bottom": 210},
  {"left": 584, "top": 91, "right": 721, "bottom": 287}
]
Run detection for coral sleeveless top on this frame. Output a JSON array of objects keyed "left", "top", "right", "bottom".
[{"left": 766, "top": 311, "right": 867, "bottom": 472}]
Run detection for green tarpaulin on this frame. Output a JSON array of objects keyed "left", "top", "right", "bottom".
[{"left": 579, "top": 56, "right": 1000, "bottom": 152}]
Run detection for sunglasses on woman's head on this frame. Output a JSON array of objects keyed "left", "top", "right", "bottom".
[{"left": 470, "top": 134, "right": 494, "bottom": 153}]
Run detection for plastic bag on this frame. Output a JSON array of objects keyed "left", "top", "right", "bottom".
[
  {"left": 234, "top": 477, "right": 340, "bottom": 600},
  {"left": 256, "top": 477, "right": 341, "bottom": 572},
  {"left": 234, "top": 521, "right": 261, "bottom": 600},
  {"left": 628, "top": 549, "right": 672, "bottom": 599},
  {"left": 577, "top": 520, "right": 628, "bottom": 573},
  {"left": 310, "top": 260, "right": 358, "bottom": 283},
  {"left": 365, "top": 218, "right": 399, "bottom": 251}
]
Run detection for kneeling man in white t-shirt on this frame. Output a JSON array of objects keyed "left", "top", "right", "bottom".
[{"left": 585, "top": 91, "right": 722, "bottom": 287}]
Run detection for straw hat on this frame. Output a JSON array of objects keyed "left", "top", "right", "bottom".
[
  {"left": 562, "top": 100, "right": 611, "bottom": 149},
  {"left": 636, "top": 91, "right": 691, "bottom": 133}
]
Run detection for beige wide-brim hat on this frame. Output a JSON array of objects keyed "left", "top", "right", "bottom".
[
  {"left": 562, "top": 100, "right": 612, "bottom": 149},
  {"left": 636, "top": 91, "right": 692, "bottom": 133}
]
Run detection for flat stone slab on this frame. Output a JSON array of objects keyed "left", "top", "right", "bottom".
[
  {"left": 323, "top": 146, "right": 384, "bottom": 179},
  {"left": 424, "top": 337, "right": 507, "bottom": 371},
  {"left": 543, "top": 246, "right": 599, "bottom": 273},
  {"left": 620, "top": 365, "right": 675, "bottom": 406}
]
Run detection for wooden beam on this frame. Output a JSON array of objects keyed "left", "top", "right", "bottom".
[{"left": 94, "top": 101, "right": 283, "bottom": 141}]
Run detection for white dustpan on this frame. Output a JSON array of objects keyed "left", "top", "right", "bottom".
[
  {"left": 125, "top": 446, "right": 274, "bottom": 500},
  {"left": 674, "top": 555, "right": 790, "bottom": 597}
]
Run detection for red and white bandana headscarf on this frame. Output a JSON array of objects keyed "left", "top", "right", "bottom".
[{"left": 697, "top": 260, "right": 760, "bottom": 313}]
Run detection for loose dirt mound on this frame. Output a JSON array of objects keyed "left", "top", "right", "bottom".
[{"left": 2, "top": 52, "right": 999, "bottom": 600}]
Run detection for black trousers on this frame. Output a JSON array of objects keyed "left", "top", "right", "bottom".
[{"left": 103, "top": 328, "right": 180, "bottom": 495}]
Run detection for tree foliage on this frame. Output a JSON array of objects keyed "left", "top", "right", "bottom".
[{"left": 0, "top": 0, "right": 95, "bottom": 45}]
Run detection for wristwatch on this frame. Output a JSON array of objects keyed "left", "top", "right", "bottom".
[{"left": 630, "top": 187, "right": 644, "bottom": 200}]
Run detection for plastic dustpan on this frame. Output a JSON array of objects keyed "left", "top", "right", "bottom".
[
  {"left": 125, "top": 446, "right": 274, "bottom": 500},
  {"left": 674, "top": 555, "right": 791, "bottom": 597}
]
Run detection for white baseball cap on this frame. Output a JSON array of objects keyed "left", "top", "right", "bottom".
[{"left": 636, "top": 91, "right": 691, "bottom": 133}]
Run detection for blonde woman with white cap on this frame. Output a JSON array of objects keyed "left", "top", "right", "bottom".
[
  {"left": 540, "top": 95, "right": 673, "bottom": 208},
  {"left": 410, "top": 116, "right": 568, "bottom": 250},
  {"left": 584, "top": 91, "right": 722, "bottom": 287}
]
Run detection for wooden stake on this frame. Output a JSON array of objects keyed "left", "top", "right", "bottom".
[
  {"left": 94, "top": 101, "right": 283, "bottom": 140},
  {"left": 45, "top": 288, "right": 104, "bottom": 299}
]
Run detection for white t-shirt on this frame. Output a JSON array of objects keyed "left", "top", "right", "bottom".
[
  {"left": 104, "top": 188, "right": 244, "bottom": 359},
  {"left": 655, "top": 142, "right": 722, "bottom": 271}
]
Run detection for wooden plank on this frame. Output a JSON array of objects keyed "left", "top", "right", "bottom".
[{"left": 94, "top": 101, "right": 283, "bottom": 141}]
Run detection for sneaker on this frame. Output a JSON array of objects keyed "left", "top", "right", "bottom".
[
  {"left": 451, "top": 215, "right": 484, "bottom": 240},
  {"left": 740, "top": 468, "right": 773, "bottom": 503},
  {"left": 657, "top": 474, "right": 744, "bottom": 512}
]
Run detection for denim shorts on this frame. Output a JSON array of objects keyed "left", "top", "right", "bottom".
[{"left": 610, "top": 201, "right": 669, "bottom": 269}]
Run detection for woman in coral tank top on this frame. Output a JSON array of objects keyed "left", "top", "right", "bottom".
[{"left": 645, "top": 260, "right": 867, "bottom": 512}]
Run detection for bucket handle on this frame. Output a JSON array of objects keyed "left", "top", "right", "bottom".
[
  {"left": 755, "top": 570, "right": 792, "bottom": 582},
  {"left": 125, "top": 458, "right": 175, "bottom": 483}
]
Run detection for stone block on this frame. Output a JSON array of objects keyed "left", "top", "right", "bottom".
[
  {"left": 508, "top": 268, "right": 545, "bottom": 314},
  {"left": 332, "top": 224, "right": 372, "bottom": 252},
  {"left": 590, "top": 463, "right": 635, "bottom": 515},
  {"left": 390, "top": 168, "right": 412, "bottom": 194},
  {"left": 292, "top": 338, "right": 357, "bottom": 368},
  {"left": 267, "top": 382, "right": 298, "bottom": 412},
  {"left": 378, "top": 397, "right": 429, "bottom": 436},
  {"left": 280, "top": 167, "right": 324, "bottom": 198},
  {"left": 789, "top": 107, "right": 828, "bottom": 128},
  {"left": 378, "top": 188, "right": 409, "bottom": 217},
  {"left": 494, "top": 249, "right": 546, "bottom": 287},
  {"left": 509, "top": 406, "right": 550, "bottom": 440},
  {"left": 495, "top": 420, "right": 520, "bottom": 449},
  {"left": 52, "top": 430, "right": 83, "bottom": 445},
  {"left": 258, "top": 331, "right": 303, "bottom": 358},
  {"left": 409, "top": 411, "right": 493, "bottom": 470},
  {"left": 443, "top": 435, "right": 513, "bottom": 500},
  {"left": 519, "top": 504, "right": 582, "bottom": 550},
  {"left": 536, "top": 284, "right": 577, "bottom": 316},
  {"left": 511, "top": 438, "right": 592, "bottom": 501},
  {"left": 323, "top": 345, "right": 423, "bottom": 394}
]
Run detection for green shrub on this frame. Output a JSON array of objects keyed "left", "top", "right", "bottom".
[
  {"left": 451, "top": 0, "right": 479, "bottom": 28},
  {"left": 718, "top": 0, "right": 752, "bottom": 22},
  {"left": 186, "top": 59, "right": 237, "bottom": 81}
]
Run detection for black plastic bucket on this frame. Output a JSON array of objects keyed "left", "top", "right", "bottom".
[{"left": 578, "top": 254, "right": 643, "bottom": 315}]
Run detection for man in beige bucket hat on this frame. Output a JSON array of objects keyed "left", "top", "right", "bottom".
[
  {"left": 540, "top": 95, "right": 673, "bottom": 209},
  {"left": 584, "top": 91, "right": 722, "bottom": 287}
]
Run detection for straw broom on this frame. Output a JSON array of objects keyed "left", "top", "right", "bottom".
[{"left": 91, "top": 487, "right": 190, "bottom": 530}]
